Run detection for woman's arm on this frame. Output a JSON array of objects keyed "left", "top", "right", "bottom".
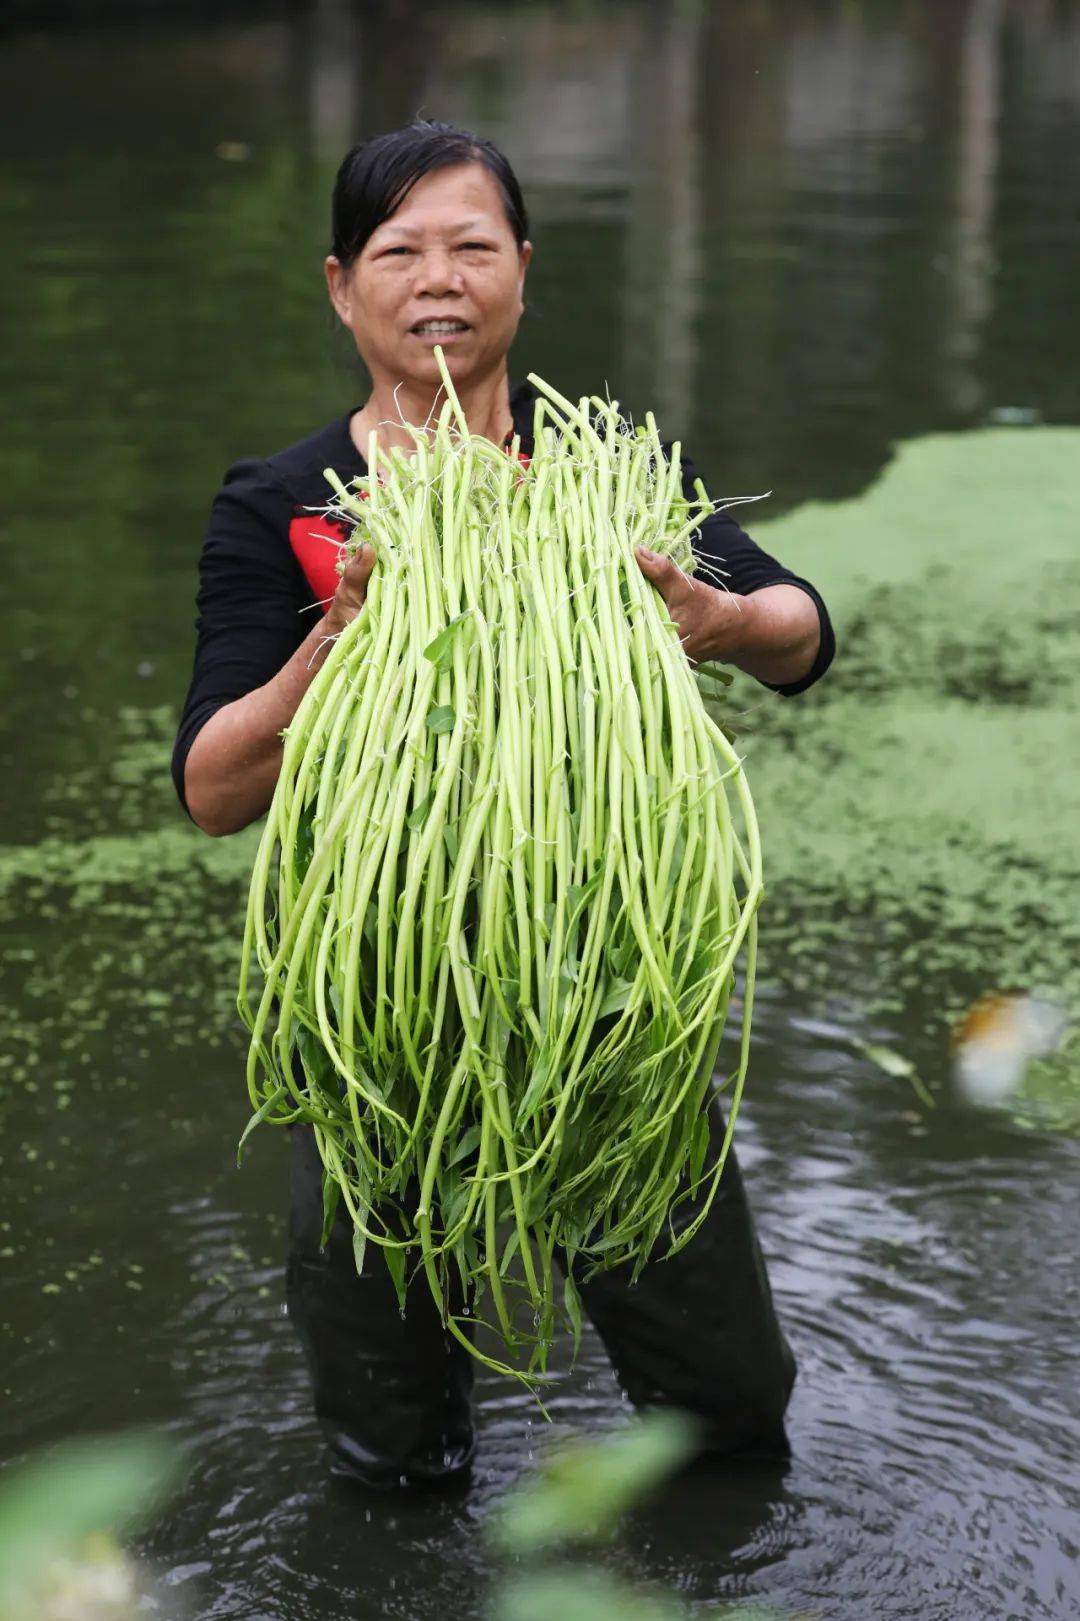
[{"left": 185, "top": 546, "right": 375, "bottom": 837}]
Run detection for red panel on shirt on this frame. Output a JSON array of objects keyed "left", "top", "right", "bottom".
[
  {"left": 289, "top": 452, "right": 530, "bottom": 615},
  {"left": 288, "top": 514, "right": 351, "bottom": 613}
]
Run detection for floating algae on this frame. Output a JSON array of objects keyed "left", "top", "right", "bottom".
[{"left": 734, "top": 425, "right": 1080, "bottom": 1122}]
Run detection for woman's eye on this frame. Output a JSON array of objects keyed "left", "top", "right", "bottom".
[
  {"left": 382, "top": 246, "right": 412, "bottom": 257},
  {"left": 458, "top": 242, "right": 491, "bottom": 252}
]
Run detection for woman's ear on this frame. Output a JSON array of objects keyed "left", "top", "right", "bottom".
[
  {"left": 517, "top": 240, "right": 533, "bottom": 311},
  {"left": 324, "top": 255, "right": 352, "bottom": 326}
]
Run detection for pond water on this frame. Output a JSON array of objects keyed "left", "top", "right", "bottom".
[{"left": 1, "top": 3, "right": 1078, "bottom": 1619}]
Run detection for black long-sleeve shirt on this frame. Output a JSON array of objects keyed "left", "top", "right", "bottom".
[{"left": 171, "top": 382, "right": 834, "bottom": 814}]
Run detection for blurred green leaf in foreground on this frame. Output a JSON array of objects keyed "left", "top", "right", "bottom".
[
  {"left": 490, "top": 1411, "right": 697, "bottom": 1555},
  {"left": 0, "top": 1432, "right": 182, "bottom": 1621},
  {"left": 489, "top": 1412, "right": 783, "bottom": 1621},
  {"left": 497, "top": 1566, "right": 685, "bottom": 1621}
]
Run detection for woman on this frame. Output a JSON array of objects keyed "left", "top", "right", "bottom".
[{"left": 173, "top": 120, "right": 834, "bottom": 1489}]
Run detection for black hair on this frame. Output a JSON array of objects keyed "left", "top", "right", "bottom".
[{"left": 331, "top": 120, "right": 529, "bottom": 271}]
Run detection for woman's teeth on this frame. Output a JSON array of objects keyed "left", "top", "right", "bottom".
[{"left": 413, "top": 321, "right": 469, "bottom": 334}]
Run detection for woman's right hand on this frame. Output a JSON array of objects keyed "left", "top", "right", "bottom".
[{"left": 325, "top": 543, "right": 377, "bottom": 637}]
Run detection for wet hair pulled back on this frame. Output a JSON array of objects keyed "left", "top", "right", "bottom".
[{"left": 331, "top": 120, "right": 529, "bottom": 270}]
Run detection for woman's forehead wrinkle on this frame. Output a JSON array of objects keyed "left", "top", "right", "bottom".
[{"left": 382, "top": 213, "right": 493, "bottom": 240}]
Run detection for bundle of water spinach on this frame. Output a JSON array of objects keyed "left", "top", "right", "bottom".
[{"left": 237, "top": 349, "right": 762, "bottom": 1383}]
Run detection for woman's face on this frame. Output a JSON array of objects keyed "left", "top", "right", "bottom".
[{"left": 326, "top": 162, "right": 532, "bottom": 395}]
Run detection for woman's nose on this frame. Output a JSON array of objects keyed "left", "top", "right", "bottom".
[{"left": 413, "top": 248, "right": 465, "bottom": 297}]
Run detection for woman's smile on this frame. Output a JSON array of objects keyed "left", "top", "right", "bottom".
[{"left": 409, "top": 317, "right": 472, "bottom": 342}]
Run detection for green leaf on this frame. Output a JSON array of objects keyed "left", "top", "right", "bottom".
[
  {"left": 499, "top": 1227, "right": 521, "bottom": 1274},
  {"left": 454, "top": 1232, "right": 480, "bottom": 1300},
  {"left": 586, "top": 1228, "right": 634, "bottom": 1254},
  {"left": 443, "top": 1179, "right": 470, "bottom": 1233},
  {"left": 426, "top": 703, "right": 457, "bottom": 734},
  {"left": 383, "top": 1244, "right": 408, "bottom": 1310},
  {"left": 596, "top": 976, "right": 634, "bottom": 1021},
  {"left": 448, "top": 1121, "right": 483, "bottom": 1166},
  {"left": 565, "top": 883, "right": 588, "bottom": 920},
  {"left": 528, "top": 1307, "right": 555, "bottom": 1376},
  {"left": 562, "top": 1268, "right": 583, "bottom": 1364},
  {"left": 516, "top": 1047, "right": 556, "bottom": 1125},
  {"left": 352, "top": 1223, "right": 367, "bottom": 1278},
  {"left": 565, "top": 869, "right": 602, "bottom": 943},
  {"left": 648, "top": 1016, "right": 677, "bottom": 1056},
  {"left": 320, "top": 1173, "right": 341, "bottom": 1249},
  {"left": 853, "top": 1040, "right": 915, "bottom": 1079},
  {"left": 489, "top": 1411, "right": 698, "bottom": 1554},
  {"left": 851, "top": 1039, "right": 934, "bottom": 1108},
  {"left": 294, "top": 802, "right": 316, "bottom": 878},
  {"left": 296, "top": 1024, "right": 335, "bottom": 1089},
  {"left": 695, "top": 664, "right": 734, "bottom": 689},
  {"left": 236, "top": 1084, "right": 286, "bottom": 1166},
  {"left": 443, "top": 823, "right": 460, "bottom": 864},
  {"left": 407, "top": 787, "right": 435, "bottom": 831},
  {"left": 423, "top": 612, "right": 475, "bottom": 672}
]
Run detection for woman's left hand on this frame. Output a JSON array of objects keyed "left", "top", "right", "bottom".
[
  {"left": 634, "top": 546, "right": 747, "bottom": 663},
  {"left": 634, "top": 546, "right": 821, "bottom": 686}
]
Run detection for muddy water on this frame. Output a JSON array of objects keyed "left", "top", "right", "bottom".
[{"left": 1, "top": 4, "right": 1078, "bottom": 1619}]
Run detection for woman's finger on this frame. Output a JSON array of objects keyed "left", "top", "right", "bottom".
[
  {"left": 634, "top": 546, "right": 678, "bottom": 598},
  {"left": 342, "top": 543, "right": 377, "bottom": 593}
]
